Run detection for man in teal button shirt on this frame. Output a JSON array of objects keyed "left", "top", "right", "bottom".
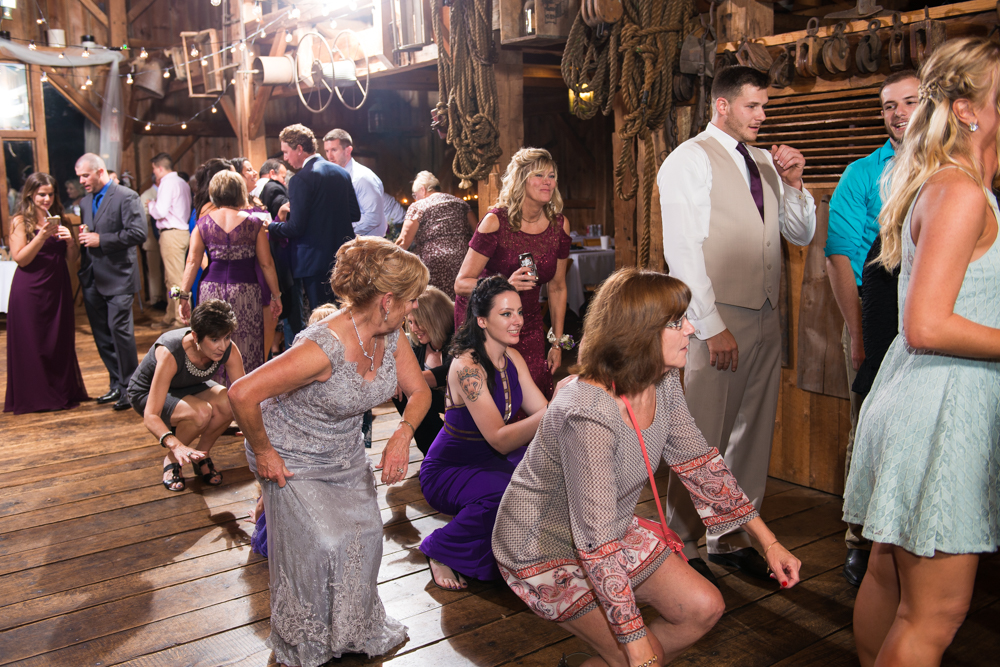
[{"left": 826, "top": 70, "right": 919, "bottom": 587}]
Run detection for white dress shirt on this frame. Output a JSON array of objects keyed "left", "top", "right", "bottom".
[
  {"left": 147, "top": 171, "right": 193, "bottom": 232},
  {"left": 658, "top": 122, "right": 816, "bottom": 340},
  {"left": 251, "top": 177, "right": 269, "bottom": 200},
  {"left": 344, "top": 158, "right": 388, "bottom": 237}
]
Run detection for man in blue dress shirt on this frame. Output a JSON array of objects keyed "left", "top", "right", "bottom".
[
  {"left": 323, "top": 129, "right": 388, "bottom": 238},
  {"left": 825, "top": 70, "right": 919, "bottom": 586}
]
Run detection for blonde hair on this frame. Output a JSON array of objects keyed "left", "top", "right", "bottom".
[
  {"left": 877, "top": 37, "right": 1000, "bottom": 270},
  {"left": 412, "top": 170, "right": 440, "bottom": 193},
  {"left": 495, "top": 147, "right": 564, "bottom": 231},
  {"left": 407, "top": 286, "right": 454, "bottom": 350},
  {"left": 209, "top": 170, "right": 249, "bottom": 209},
  {"left": 330, "top": 237, "right": 430, "bottom": 308},
  {"left": 308, "top": 303, "right": 339, "bottom": 325}
]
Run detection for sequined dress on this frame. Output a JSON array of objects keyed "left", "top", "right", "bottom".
[
  {"left": 246, "top": 323, "right": 407, "bottom": 666},
  {"left": 405, "top": 192, "right": 472, "bottom": 299},
  {"left": 196, "top": 213, "right": 265, "bottom": 379},
  {"left": 843, "top": 187, "right": 1000, "bottom": 556},
  {"left": 454, "top": 207, "right": 571, "bottom": 398}
]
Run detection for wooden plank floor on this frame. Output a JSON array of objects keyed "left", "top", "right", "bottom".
[{"left": 1, "top": 306, "right": 997, "bottom": 666}]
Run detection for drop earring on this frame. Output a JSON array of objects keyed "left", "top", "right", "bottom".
[
  {"left": 383, "top": 306, "right": 389, "bottom": 322},
  {"left": 970, "top": 121, "right": 979, "bottom": 132}
]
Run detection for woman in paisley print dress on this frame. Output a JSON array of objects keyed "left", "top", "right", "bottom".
[
  {"left": 229, "top": 237, "right": 431, "bottom": 667},
  {"left": 454, "top": 148, "right": 572, "bottom": 399},
  {"left": 179, "top": 170, "right": 281, "bottom": 381},
  {"left": 395, "top": 170, "right": 476, "bottom": 299},
  {"left": 492, "top": 269, "right": 802, "bottom": 667}
]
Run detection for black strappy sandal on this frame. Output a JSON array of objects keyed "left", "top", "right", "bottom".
[
  {"left": 192, "top": 457, "right": 223, "bottom": 486},
  {"left": 162, "top": 463, "right": 185, "bottom": 492}
]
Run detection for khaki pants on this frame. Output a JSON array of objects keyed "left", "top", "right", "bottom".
[
  {"left": 665, "top": 302, "right": 781, "bottom": 558},
  {"left": 158, "top": 228, "right": 189, "bottom": 324},
  {"left": 142, "top": 218, "right": 164, "bottom": 303},
  {"left": 842, "top": 324, "right": 869, "bottom": 550}
]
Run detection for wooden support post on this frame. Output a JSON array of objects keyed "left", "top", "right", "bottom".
[
  {"left": 477, "top": 43, "right": 523, "bottom": 213},
  {"left": 611, "top": 96, "right": 636, "bottom": 269},
  {"left": 718, "top": 0, "right": 773, "bottom": 43},
  {"left": 108, "top": 0, "right": 131, "bottom": 176},
  {"left": 231, "top": 0, "right": 268, "bottom": 170},
  {"left": 248, "top": 31, "right": 286, "bottom": 138}
]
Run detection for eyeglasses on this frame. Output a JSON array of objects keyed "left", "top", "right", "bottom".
[{"left": 665, "top": 316, "right": 687, "bottom": 330}]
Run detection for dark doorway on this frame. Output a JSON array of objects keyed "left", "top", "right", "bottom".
[{"left": 43, "top": 83, "right": 88, "bottom": 210}]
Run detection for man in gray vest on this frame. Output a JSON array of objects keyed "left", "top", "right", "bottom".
[{"left": 657, "top": 66, "right": 816, "bottom": 584}]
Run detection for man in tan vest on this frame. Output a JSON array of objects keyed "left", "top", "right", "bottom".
[{"left": 657, "top": 66, "right": 816, "bottom": 584}]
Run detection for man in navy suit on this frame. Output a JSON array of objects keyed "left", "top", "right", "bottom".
[
  {"left": 75, "top": 153, "right": 147, "bottom": 410},
  {"left": 270, "top": 124, "right": 360, "bottom": 334}
]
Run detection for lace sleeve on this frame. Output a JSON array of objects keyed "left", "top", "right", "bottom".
[
  {"left": 560, "top": 411, "right": 646, "bottom": 644},
  {"left": 660, "top": 372, "right": 759, "bottom": 533},
  {"left": 293, "top": 323, "right": 340, "bottom": 367}
]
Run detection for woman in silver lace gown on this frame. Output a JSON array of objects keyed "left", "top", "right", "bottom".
[{"left": 230, "top": 237, "right": 431, "bottom": 667}]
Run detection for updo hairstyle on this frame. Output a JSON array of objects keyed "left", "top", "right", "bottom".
[
  {"left": 330, "top": 237, "right": 429, "bottom": 309},
  {"left": 190, "top": 299, "right": 238, "bottom": 342},
  {"left": 450, "top": 275, "right": 517, "bottom": 393}
]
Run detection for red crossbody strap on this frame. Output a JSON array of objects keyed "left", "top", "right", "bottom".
[{"left": 620, "top": 393, "right": 669, "bottom": 532}]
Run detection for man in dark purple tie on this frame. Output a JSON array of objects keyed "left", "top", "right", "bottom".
[{"left": 656, "top": 66, "right": 817, "bottom": 585}]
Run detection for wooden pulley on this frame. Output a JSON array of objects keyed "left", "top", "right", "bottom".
[
  {"left": 855, "top": 19, "right": 882, "bottom": 74},
  {"left": 889, "top": 12, "right": 908, "bottom": 71},
  {"left": 673, "top": 73, "right": 696, "bottom": 103},
  {"left": 769, "top": 44, "right": 795, "bottom": 89},
  {"left": 795, "top": 17, "right": 821, "bottom": 78},
  {"left": 736, "top": 37, "right": 773, "bottom": 73},
  {"left": 822, "top": 22, "right": 851, "bottom": 74},
  {"left": 910, "top": 6, "right": 947, "bottom": 68},
  {"left": 593, "top": 0, "right": 623, "bottom": 25},
  {"left": 717, "top": 49, "right": 739, "bottom": 72},
  {"left": 581, "top": 0, "right": 599, "bottom": 29}
]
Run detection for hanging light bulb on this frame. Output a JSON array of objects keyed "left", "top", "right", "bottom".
[
  {"left": 210, "top": 0, "right": 222, "bottom": 6},
  {"left": 81, "top": 83, "right": 88, "bottom": 90},
  {"left": 211, "top": 105, "right": 217, "bottom": 113},
  {"left": 285, "top": 32, "right": 292, "bottom": 43},
  {"left": 126, "top": 72, "right": 133, "bottom": 84},
  {"left": 58, "top": 52, "right": 64, "bottom": 59},
  {"left": 145, "top": 122, "right": 152, "bottom": 131},
  {"left": 139, "top": 47, "right": 148, "bottom": 59},
  {"left": 40, "top": 71, "right": 48, "bottom": 82},
  {"left": 82, "top": 47, "right": 91, "bottom": 58},
  {"left": 28, "top": 40, "right": 36, "bottom": 50},
  {"left": 289, "top": 6, "right": 300, "bottom": 19},
  {"left": 85, "top": 75, "right": 93, "bottom": 86},
  {"left": 181, "top": 123, "right": 187, "bottom": 129},
  {"left": 329, "top": 19, "right": 337, "bottom": 29},
  {"left": 231, "top": 42, "right": 238, "bottom": 53},
  {"left": 190, "top": 45, "right": 199, "bottom": 57},
  {"left": 36, "top": 17, "right": 45, "bottom": 24},
  {"left": 238, "top": 41, "right": 246, "bottom": 52},
  {"left": 163, "top": 69, "right": 170, "bottom": 78},
  {"left": 230, "top": 78, "right": 235, "bottom": 85},
  {"left": 259, "top": 29, "right": 266, "bottom": 38}
]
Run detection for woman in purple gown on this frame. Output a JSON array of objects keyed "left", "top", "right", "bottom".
[
  {"left": 179, "top": 170, "right": 281, "bottom": 381},
  {"left": 4, "top": 173, "right": 88, "bottom": 414},
  {"left": 419, "top": 275, "right": 551, "bottom": 589},
  {"left": 454, "top": 148, "right": 572, "bottom": 399}
]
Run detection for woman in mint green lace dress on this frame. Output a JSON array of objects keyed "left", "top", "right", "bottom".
[{"left": 842, "top": 38, "right": 1000, "bottom": 667}]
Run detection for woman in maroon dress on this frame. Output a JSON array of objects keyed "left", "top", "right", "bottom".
[
  {"left": 4, "top": 173, "right": 89, "bottom": 414},
  {"left": 454, "top": 148, "right": 571, "bottom": 398}
]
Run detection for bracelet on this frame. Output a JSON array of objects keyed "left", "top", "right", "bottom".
[
  {"left": 546, "top": 327, "right": 576, "bottom": 351},
  {"left": 398, "top": 420, "right": 415, "bottom": 435},
  {"left": 169, "top": 286, "right": 191, "bottom": 301},
  {"left": 637, "top": 655, "right": 658, "bottom": 667},
  {"left": 158, "top": 430, "right": 174, "bottom": 447},
  {"left": 763, "top": 540, "right": 780, "bottom": 557}
]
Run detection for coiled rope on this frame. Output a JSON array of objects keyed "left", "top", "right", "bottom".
[
  {"left": 563, "top": 0, "right": 693, "bottom": 267},
  {"left": 431, "top": 0, "right": 503, "bottom": 189}
]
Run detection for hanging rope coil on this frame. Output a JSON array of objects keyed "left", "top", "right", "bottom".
[
  {"left": 563, "top": 0, "right": 694, "bottom": 267},
  {"left": 431, "top": 0, "right": 503, "bottom": 189}
]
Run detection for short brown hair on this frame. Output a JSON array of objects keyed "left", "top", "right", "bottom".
[
  {"left": 279, "top": 124, "right": 316, "bottom": 154},
  {"left": 209, "top": 170, "right": 248, "bottom": 209},
  {"left": 151, "top": 152, "right": 173, "bottom": 170},
  {"left": 408, "top": 286, "right": 454, "bottom": 350},
  {"left": 323, "top": 128, "right": 352, "bottom": 147},
  {"left": 331, "top": 237, "right": 429, "bottom": 308},
  {"left": 879, "top": 69, "right": 919, "bottom": 97},
  {"left": 711, "top": 66, "right": 769, "bottom": 102},
  {"left": 190, "top": 299, "right": 238, "bottom": 342},
  {"left": 576, "top": 268, "right": 691, "bottom": 396}
]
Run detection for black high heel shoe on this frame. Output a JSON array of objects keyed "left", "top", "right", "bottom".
[{"left": 191, "top": 457, "right": 223, "bottom": 485}]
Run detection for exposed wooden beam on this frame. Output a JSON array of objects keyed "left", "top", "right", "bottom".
[
  {"left": 248, "top": 30, "right": 286, "bottom": 137},
  {"left": 140, "top": 136, "right": 199, "bottom": 191},
  {"left": 127, "top": 0, "right": 158, "bottom": 24},
  {"left": 218, "top": 96, "right": 239, "bottom": 135},
  {"left": 80, "top": 0, "right": 110, "bottom": 27},
  {"left": 131, "top": 121, "right": 235, "bottom": 137},
  {"left": 42, "top": 68, "right": 103, "bottom": 127}
]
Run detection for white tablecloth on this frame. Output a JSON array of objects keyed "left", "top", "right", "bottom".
[
  {"left": 555, "top": 249, "right": 614, "bottom": 315},
  {"left": 0, "top": 261, "right": 16, "bottom": 313}
]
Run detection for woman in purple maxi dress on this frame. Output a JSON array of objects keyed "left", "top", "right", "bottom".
[
  {"left": 419, "top": 275, "right": 551, "bottom": 589},
  {"left": 179, "top": 171, "right": 281, "bottom": 383},
  {"left": 4, "top": 173, "right": 88, "bottom": 414}
]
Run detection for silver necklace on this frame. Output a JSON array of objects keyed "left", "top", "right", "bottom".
[
  {"left": 350, "top": 309, "right": 378, "bottom": 372},
  {"left": 185, "top": 353, "right": 219, "bottom": 378}
]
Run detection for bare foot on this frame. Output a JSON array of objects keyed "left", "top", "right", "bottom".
[{"left": 428, "top": 558, "right": 467, "bottom": 590}]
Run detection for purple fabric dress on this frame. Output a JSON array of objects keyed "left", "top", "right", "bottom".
[
  {"left": 454, "top": 207, "right": 570, "bottom": 398},
  {"left": 4, "top": 235, "right": 88, "bottom": 414},
  {"left": 418, "top": 354, "right": 524, "bottom": 580},
  {"left": 196, "top": 213, "right": 265, "bottom": 380}
]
